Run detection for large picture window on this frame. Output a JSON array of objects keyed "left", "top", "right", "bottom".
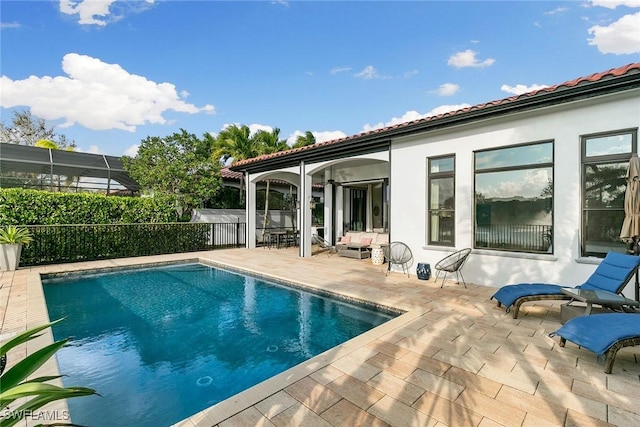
[
  {"left": 474, "top": 141, "right": 553, "bottom": 253},
  {"left": 428, "top": 156, "right": 455, "bottom": 246},
  {"left": 582, "top": 129, "right": 637, "bottom": 257}
]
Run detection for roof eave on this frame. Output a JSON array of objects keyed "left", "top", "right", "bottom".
[{"left": 231, "top": 70, "right": 640, "bottom": 174}]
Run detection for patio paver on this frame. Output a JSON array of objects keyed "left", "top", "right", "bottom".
[{"left": 2, "top": 247, "right": 640, "bottom": 426}]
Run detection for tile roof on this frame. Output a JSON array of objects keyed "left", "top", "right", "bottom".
[
  {"left": 231, "top": 62, "right": 640, "bottom": 169},
  {"left": 220, "top": 167, "right": 243, "bottom": 180}
]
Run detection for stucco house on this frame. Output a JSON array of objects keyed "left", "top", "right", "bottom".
[{"left": 230, "top": 62, "right": 640, "bottom": 291}]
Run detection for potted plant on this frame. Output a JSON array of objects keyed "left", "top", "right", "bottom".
[{"left": 0, "top": 226, "right": 33, "bottom": 272}]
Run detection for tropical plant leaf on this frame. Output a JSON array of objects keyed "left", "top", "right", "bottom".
[
  {"left": 0, "top": 385, "right": 96, "bottom": 427},
  {"left": 0, "top": 319, "right": 63, "bottom": 357},
  {"left": 0, "top": 339, "right": 68, "bottom": 390}
]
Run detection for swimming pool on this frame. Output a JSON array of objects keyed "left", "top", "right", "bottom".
[{"left": 42, "top": 262, "right": 396, "bottom": 426}]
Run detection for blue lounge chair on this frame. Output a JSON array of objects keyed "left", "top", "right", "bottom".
[
  {"left": 491, "top": 252, "right": 640, "bottom": 319},
  {"left": 550, "top": 313, "right": 640, "bottom": 373}
]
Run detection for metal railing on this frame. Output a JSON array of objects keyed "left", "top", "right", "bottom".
[
  {"left": 475, "top": 224, "right": 552, "bottom": 253},
  {"left": 20, "top": 222, "right": 246, "bottom": 266}
]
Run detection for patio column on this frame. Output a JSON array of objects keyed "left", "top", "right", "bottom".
[
  {"left": 299, "top": 161, "right": 313, "bottom": 257},
  {"left": 335, "top": 186, "right": 344, "bottom": 238},
  {"left": 366, "top": 183, "right": 373, "bottom": 232},
  {"left": 324, "top": 182, "right": 333, "bottom": 243},
  {"left": 246, "top": 175, "right": 257, "bottom": 249}
]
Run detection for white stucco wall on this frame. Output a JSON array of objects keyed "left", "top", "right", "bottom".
[{"left": 390, "top": 90, "right": 640, "bottom": 290}]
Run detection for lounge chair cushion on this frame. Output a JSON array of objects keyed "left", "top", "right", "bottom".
[
  {"left": 579, "top": 252, "right": 640, "bottom": 293},
  {"left": 492, "top": 284, "right": 566, "bottom": 311},
  {"left": 551, "top": 313, "right": 640, "bottom": 356},
  {"left": 492, "top": 252, "right": 640, "bottom": 313}
]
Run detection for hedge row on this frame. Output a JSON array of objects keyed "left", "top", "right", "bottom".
[
  {"left": 0, "top": 188, "right": 177, "bottom": 225},
  {"left": 20, "top": 223, "right": 229, "bottom": 266}
]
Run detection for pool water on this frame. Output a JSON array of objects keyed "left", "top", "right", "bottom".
[{"left": 42, "top": 263, "right": 395, "bottom": 426}]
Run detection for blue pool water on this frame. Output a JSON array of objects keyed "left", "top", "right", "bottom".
[{"left": 42, "top": 263, "right": 396, "bottom": 426}]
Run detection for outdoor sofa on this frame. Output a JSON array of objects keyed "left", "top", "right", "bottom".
[{"left": 336, "top": 231, "right": 389, "bottom": 259}]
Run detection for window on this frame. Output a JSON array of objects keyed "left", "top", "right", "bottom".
[
  {"left": 428, "top": 156, "right": 455, "bottom": 246},
  {"left": 582, "top": 129, "right": 637, "bottom": 257},
  {"left": 474, "top": 141, "right": 553, "bottom": 253}
]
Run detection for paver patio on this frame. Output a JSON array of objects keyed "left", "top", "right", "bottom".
[{"left": 1, "top": 247, "right": 639, "bottom": 426}]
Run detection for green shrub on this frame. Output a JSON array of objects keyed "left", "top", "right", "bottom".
[{"left": 0, "top": 188, "right": 176, "bottom": 225}]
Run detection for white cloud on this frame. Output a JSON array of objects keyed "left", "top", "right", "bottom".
[
  {"left": 447, "top": 49, "right": 496, "bottom": 69},
  {"left": 545, "top": 7, "right": 569, "bottom": 15},
  {"left": 587, "top": 11, "right": 640, "bottom": 54},
  {"left": 85, "top": 145, "right": 104, "bottom": 154},
  {"left": 0, "top": 22, "right": 21, "bottom": 29},
  {"left": 59, "top": 0, "right": 156, "bottom": 26},
  {"left": 481, "top": 169, "right": 551, "bottom": 199},
  {"left": 0, "top": 53, "right": 215, "bottom": 132},
  {"left": 361, "top": 104, "right": 471, "bottom": 132},
  {"left": 330, "top": 66, "right": 351, "bottom": 75},
  {"left": 124, "top": 144, "right": 139, "bottom": 157},
  {"left": 404, "top": 70, "right": 419, "bottom": 78},
  {"left": 220, "top": 123, "right": 273, "bottom": 136},
  {"left": 355, "top": 65, "right": 379, "bottom": 79},
  {"left": 285, "top": 130, "right": 347, "bottom": 146},
  {"left": 59, "top": 0, "right": 117, "bottom": 26},
  {"left": 434, "top": 83, "right": 460, "bottom": 96},
  {"left": 590, "top": 0, "right": 640, "bottom": 8},
  {"left": 500, "top": 83, "right": 549, "bottom": 95}
]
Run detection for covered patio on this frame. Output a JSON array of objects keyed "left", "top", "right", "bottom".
[
  {"left": 2, "top": 247, "right": 639, "bottom": 426},
  {"left": 233, "top": 139, "right": 390, "bottom": 259}
]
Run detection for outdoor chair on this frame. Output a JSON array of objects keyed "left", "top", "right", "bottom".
[
  {"left": 285, "top": 230, "right": 298, "bottom": 247},
  {"left": 491, "top": 251, "right": 640, "bottom": 319},
  {"left": 549, "top": 313, "right": 640, "bottom": 373},
  {"left": 385, "top": 242, "right": 413, "bottom": 277},
  {"left": 313, "top": 234, "right": 337, "bottom": 256},
  {"left": 434, "top": 248, "right": 472, "bottom": 288}
]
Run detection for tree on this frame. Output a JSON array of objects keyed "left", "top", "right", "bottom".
[
  {"left": 209, "top": 124, "right": 261, "bottom": 164},
  {"left": 123, "top": 129, "right": 222, "bottom": 220},
  {"left": 292, "top": 131, "right": 316, "bottom": 148},
  {"left": 34, "top": 140, "right": 79, "bottom": 190},
  {"left": 207, "top": 125, "right": 262, "bottom": 206},
  {"left": 253, "top": 128, "right": 288, "bottom": 230},
  {"left": 0, "top": 110, "right": 75, "bottom": 148}
]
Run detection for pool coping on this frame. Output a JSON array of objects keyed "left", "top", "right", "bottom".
[{"left": 28, "top": 254, "right": 420, "bottom": 426}]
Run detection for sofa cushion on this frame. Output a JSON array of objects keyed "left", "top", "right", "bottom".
[{"left": 375, "top": 234, "right": 389, "bottom": 245}]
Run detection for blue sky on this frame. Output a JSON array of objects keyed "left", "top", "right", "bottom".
[{"left": 1, "top": 0, "right": 639, "bottom": 157}]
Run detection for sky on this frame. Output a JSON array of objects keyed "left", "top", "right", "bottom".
[{"left": 1, "top": 0, "right": 639, "bottom": 158}]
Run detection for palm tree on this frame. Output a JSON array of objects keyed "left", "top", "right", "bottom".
[
  {"left": 292, "top": 131, "right": 316, "bottom": 148},
  {"left": 34, "top": 140, "right": 78, "bottom": 190},
  {"left": 207, "top": 125, "right": 262, "bottom": 205},
  {"left": 253, "top": 128, "right": 289, "bottom": 231}
]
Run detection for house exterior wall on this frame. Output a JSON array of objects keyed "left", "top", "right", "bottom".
[{"left": 389, "top": 90, "right": 640, "bottom": 291}]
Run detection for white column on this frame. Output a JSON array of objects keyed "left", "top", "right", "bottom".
[
  {"left": 324, "top": 183, "right": 333, "bottom": 244},
  {"left": 299, "top": 161, "right": 313, "bottom": 257},
  {"left": 366, "top": 183, "right": 373, "bottom": 232},
  {"left": 335, "top": 186, "right": 344, "bottom": 237},
  {"left": 246, "top": 175, "right": 257, "bottom": 249}
]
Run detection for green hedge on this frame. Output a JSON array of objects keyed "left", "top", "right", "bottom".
[
  {"left": 20, "top": 223, "right": 242, "bottom": 266},
  {"left": 0, "top": 188, "right": 176, "bottom": 225}
]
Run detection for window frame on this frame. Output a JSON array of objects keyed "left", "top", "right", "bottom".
[
  {"left": 581, "top": 128, "right": 638, "bottom": 258},
  {"left": 473, "top": 140, "right": 554, "bottom": 254},
  {"left": 427, "top": 154, "right": 456, "bottom": 247}
]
